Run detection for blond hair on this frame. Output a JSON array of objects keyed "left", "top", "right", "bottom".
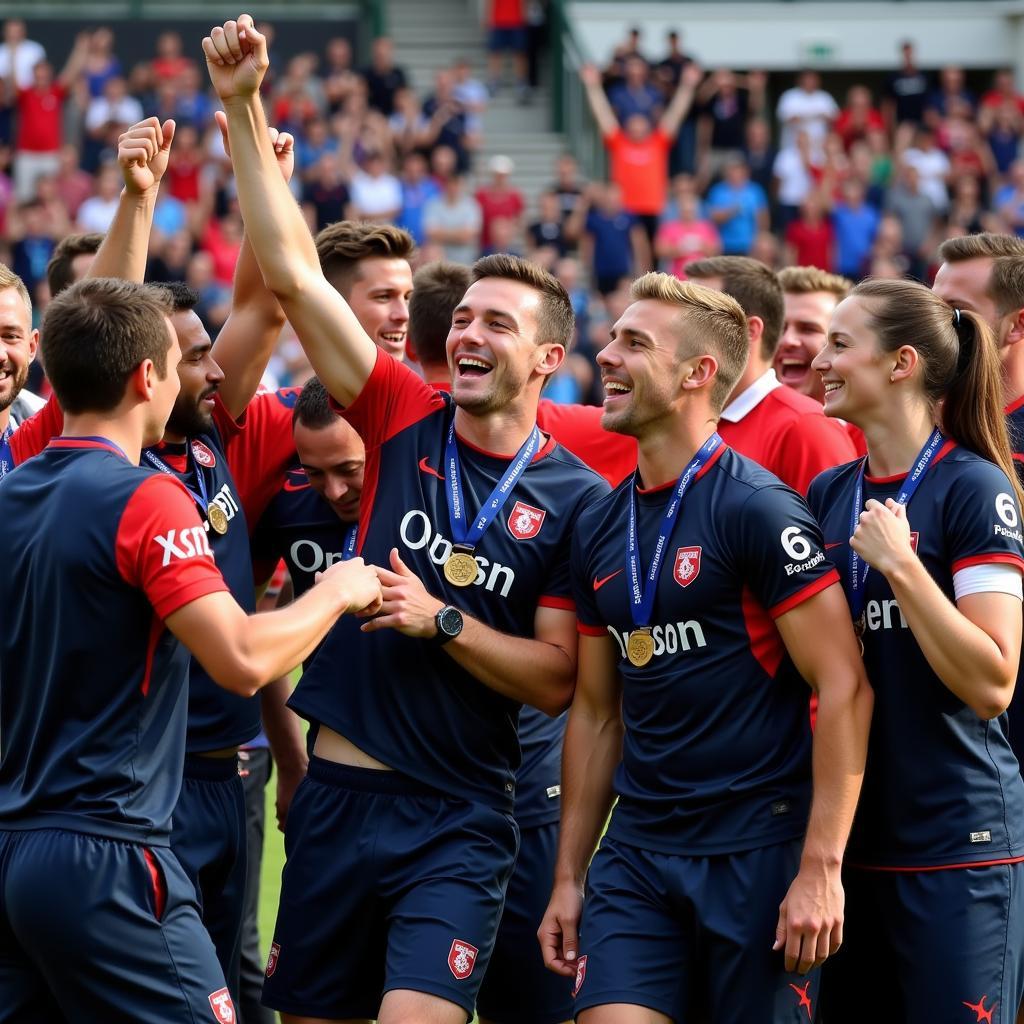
[
  {"left": 629, "top": 272, "right": 749, "bottom": 411},
  {"left": 0, "top": 264, "right": 32, "bottom": 320},
  {"left": 938, "top": 233, "right": 1024, "bottom": 263},
  {"left": 777, "top": 266, "right": 853, "bottom": 299}
]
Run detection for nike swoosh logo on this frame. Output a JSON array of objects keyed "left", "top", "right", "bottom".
[
  {"left": 593, "top": 569, "right": 623, "bottom": 591},
  {"left": 283, "top": 475, "right": 311, "bottom": 492},
  {"left": 824, "top": 542, "right": 843, "bottom": 550},
  {"left": 419, "top": 456, "right": 445, "bottom": 480}
]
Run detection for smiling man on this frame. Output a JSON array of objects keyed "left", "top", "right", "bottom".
[{"left": 204, "top": 16, "right": 608, "bottom": 1024}]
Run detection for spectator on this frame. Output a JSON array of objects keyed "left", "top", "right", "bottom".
[
  {"left": 549, "top": 152, "right": 585, "bottom": 223},
  {"left": 200, "top": 208, "right": 244, "bottom": 285},
  {"left": 783, "top": 192, "right": 833, "bottom": 270},
  {"left": 75, "top": 162, "right": 122, "bottom": 234},
  {"left": 744, "top": 117, "right": 777, "bottom": 197},
  {"left": 884, "top": 161, "right": 937, "bottom": 276},
  {"left": 475, "top": 154, "right": 524, "bottom": 252},
  {"left": 486, "top": 0, "right": 529, "bottom": 102},
  {"left": 884, "top": 39, "right": 930, "bottom": 129},
  {"left": 82, "top": 28, "right": 121, "bottom": 99},
  {"left": 174, "top": 65, "right": 214, "bottom": 130},
  {"left": 272, "top": 55, "right": 323, "bottom": 130},
  {"left": 0, "top": 20, "right": 44, "bottom": 90},
  {"left": 569, "top": 182, "right": 649, "bottom": 297},
  {"left": 150, "top": 30, "right": 192, "bottom": 83},
  {"left": 581, "top": 60, "right": 701, "bottom": 243},
  {"left": 981, "top": 68, "right": 1024, "bottom": 117},
  {"left": 775, "top": 69, "right": 838, "bottom": 156},
  {"left": 323, "top": 36, "right": 358, "bottom": 114},
  {"left": 655, "top": 29, "right": 693, "bottom": 93},
  {"left": 996, "top": 160, "right": 1024, "bottom": 237},
  {"left": 706, "top": 154, "right": 769, "bottom": 255},
  {"left": 696, "top": 69, "right": 766, "bottom": 183},
  {"left": 419, "top": 70, "right": 471, "bottom": 173},
  {"left": 984, "top": 100, "right": 1022, "bottom": 177},
  {"left": 301, "top": 152, "right": 351, "bottom": 232},
  {"left": 389, "top": 87, "right": 426, "bottom": 159},
  {"left": 349, "top": 151, "right": 402, "bottom": 223},
  {"left": 947, "top": 175, "right": 987, "bottom": 235},
  {"left": 773, "top": 130, "right": 818, "bottom": 229},
  {"left": 608, "top": 56, "right": 663, "bottom": 126},
  {"left": 832, "top": 177, "right": 880, "bottom": 278},
  {"left": 835, "top": 85, "right": 886, "bottom": 153},
  {"left": 901, "top": 127, "right": 951, "bottom": 212},
  {"left": 655, "top": 190, "right": 719, "bottom": 277},
  {"left": 187, "top": 250, "right": 231, "bottom": 331},
  {"left": 924, "top": 64, "right": 975, "bottom": 128},
  {"left": 294, "top": 117, "right": 338, "bottom": 179},
  {"left": 147, "top": 228, "right": 193, "bottom": 284},
  {"left": 85, "top": 76, "right": 144, "bottom": 141},
  {"left": 484, "top": 215, "right": 522, "bottom": 257},
  {"left": 423, "top": 172, "right": 481, "bottom": 265},
  {"left": 10, "top": 32, "right": 89, "bottom": 202},
  {"left": 8, "top": 199, "right": 56, "bottom": 295},
  {"left": 54, "top": 144, "right": 93, "bottom": 220},
  {"left": 654, "top": 30, "right": 700, "bottom": 176},
  {"left": 395, "top": 151, "right": 440, "bottom": 245},
  {"left": 526, "top": 190, "right": 569, "bottom": 260},
  {"left": 361, "top": 36, "right": 407, "bottom": 116},
  {"left": 164, "top": 123, "right": 203, "bottom": 204},
  {"left": 452, "top": 57, "right": 488, "bottom": 142}
]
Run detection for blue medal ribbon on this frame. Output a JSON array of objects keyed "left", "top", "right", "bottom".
[
  {"left": 0, "top": 423, "right": 12, "bottom": 479},
  {"left": 627, "top": 433, "right": 722, "bottom": 629},
  {"left": 342, "top": 522, "right": 357, "bottom": 561},
  {"left": 445, "top": 417, "right": 541, "bottom": 552},
  {"left": 848, "top": 427, "right": 944, "bottom": 624},
  {"left": 142, "top": 440, "right": 213, "bottom": 520}
]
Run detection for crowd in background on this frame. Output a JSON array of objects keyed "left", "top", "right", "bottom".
[{"left": 3, "top": 15, "right": 1024, "bottom": 405}]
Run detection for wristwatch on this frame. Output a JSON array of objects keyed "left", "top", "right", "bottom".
[{"left": 433, "top": 605, "right": 464, "bottom": 645}]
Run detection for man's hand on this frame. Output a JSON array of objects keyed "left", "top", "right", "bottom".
[
  {"left": 360, "top": 547, "right": 445, "bottom": 637},
  {"left": 214, "top": 109, "right": 295, "bottom": 183},
  {"left": 773, "top": 860, "right": 844, "bottom": 974},
  {"left": 850, "top": 498, "right": 916, "bottom": 578},
  {"left": 538, "top": 879, "right": 584, "bottom": 978},
  {"left": 314, "top": 556, "right": 383, "bottom": 616},
  {"left": 580, "top": 63, "right": 601, "bottom": 88},
  {"left": 118, "top": 117, "right": 176, "bottom": 196},
  {"left": 202, "top": 14, "right": 268, "bottom": 102}
]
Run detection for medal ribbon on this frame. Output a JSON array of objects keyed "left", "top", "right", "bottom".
[
  {"left": 342, "top": 522, "right": 357, "bottom": 560},
  {"left": 848, "top": 427, "right": 944, "bottom": 622},
  {"left": 0, "top": 423, "right": 12, "bottom": 480},
  {"left": 444, "top": 418, "right": 541, "bottom": 549},
  {"left": 143, "top": 440, "right": 214, "bottom": 522},
  {"left": 627, "top": 433, "right": 722, "bottom": 630}
]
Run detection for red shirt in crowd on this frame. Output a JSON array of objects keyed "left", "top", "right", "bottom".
[
  {"left": 166, "top": 154, "right": 202, "bottom": 203},
  {"left": 475, "top": 186, "right": 524, "bottom": 250},
  {"left": 834, "top": 107, "right": 885, "bottom": 151},
  {"left": 785, "top": 218, "right": 833, "bottom": 274},
  {"left": 201, "top": 220, "right": 243, "bottom": 285},
  {"left": 16, "top": 84, "right": 67, "bottom": 153},
  {"left": 604, "top": 127, "right": 672, "bottom": 216},
  {"left": 490, "top": 0, "right": 525, "bottom": 28}
]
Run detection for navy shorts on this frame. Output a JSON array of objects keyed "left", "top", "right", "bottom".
[
  {"left": 477, "top": 821, "right": 573, "bottom": 1024},
  {"left": 170, "top": 755, "right": 247, "bottom": 1002},
  {"left": 489, "top": 26, "right": 527, "bottom": 52},
  {"left": 0, "top": 828, "right": 231, "bottom": 1024},
  {"left": 261, "top": 757, "right": 519, "bottom": 1020},
  {"left": 821, "top": 861, "right": 1024, "bottom": 1023},
  {"left": 574, "top": 836, "right": 819, "bottom": 1023}
]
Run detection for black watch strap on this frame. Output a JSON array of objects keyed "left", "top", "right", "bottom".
[{"left": 434, "top": 605, "right": 464, "bottom": 645}]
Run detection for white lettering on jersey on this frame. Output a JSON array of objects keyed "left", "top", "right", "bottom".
[
  {"left": 784, "top": 549, "right": 825, "bottom": 576},
  {"left": 205, "top": 483, "right": 240, "bottom": 533},
  {"left": 864, "top": 597, "right": 908, "bottom": 633},
  {"left": 399, "top": 509, "right": 516, "bottom": 598},
  {"left": 608, "top": 621, "right": 707, "bottom": 661},
  {"left": 289, "top": 539, "right": 350, "bottom": 574},
  {"left": 154, "top": 525, "right": 214, "bottom": 567}
]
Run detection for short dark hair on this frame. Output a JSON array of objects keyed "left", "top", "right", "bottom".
[
  {"left": 292, "top": 376, "right": 336, "bottom": 430},
  {"left": 314, "top": 221, "right": 415, "bottom": 298},
  {"left": 46, "top": 233, "right": 103, "bottom": 297},
  {"left": 685, "top": 255, "right": 785, "bottom": 361},
  {"left": 41, "top": 278, "right": 174, "bottom": 415},
  {"left": 156, "top": 281, "right": 200, "bottom": 313},
  {"left": 409, "top": 261, "right": 471, "bottom": 368},
  {"left": 470, "top": 253, "right": 575, "bottom": 351}
]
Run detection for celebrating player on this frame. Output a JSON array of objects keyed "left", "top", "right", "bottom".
[
  {"left": 807, "top": 279, "right": 1024, "bottom": 1021},
  {"left": 540, "top": 273, "right": 872, "bottom": 1023},
  {"left": 205, "top": 17, "right": 608, "bottom": 1023},
  {"left": 0, "top": 277, "right": 381, "bottom": 1024}
]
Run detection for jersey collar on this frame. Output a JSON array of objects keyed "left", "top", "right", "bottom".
[{"left": 719, "top": 369, "right": 781, "bottom": 423}]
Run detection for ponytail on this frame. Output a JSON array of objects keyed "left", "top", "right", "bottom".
[{"left": 944, "top": 308, "right": 1024, "bottom": 509}]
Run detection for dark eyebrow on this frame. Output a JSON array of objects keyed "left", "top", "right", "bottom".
[
  {"left": 184, "top": 340, "right": 213, "bottom": 358},
  {"left": 452, "top": 305, "right": 520, "bottom": 331}
]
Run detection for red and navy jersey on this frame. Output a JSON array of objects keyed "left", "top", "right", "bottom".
[
  {"left": 573, "top": 446, "right": 839, "bottom": 856},
  {"left": 1004, "top": 396, "right": 1024, "bottom": 772},
  {"left": 536, "top": 399, "right": 637, "bottom": 488},
  {"left": 0, "top": 440, "right": 228, "bottom": 843},
  {"left": 807, "top": 447, "right": 1024, "bottom": 868},
  {"left": 291, "top": 350, "right": 609, "bottom": 810}
]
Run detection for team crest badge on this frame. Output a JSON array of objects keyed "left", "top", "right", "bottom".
[
  {"left": 191, "top": 439, "right": 217, "bottom": 468},
  {"left": 447, "top": 939, "right": 479, "bottom": 980},
  {"left": 572, "top": 955, "right": 588, "bottom": 997},
  {"left": 265, "top": 942, "right": 280, "bottom": 978},
  {"left": 673, "top": 546, "right": 701, "bottom": 588},
  {"left": 508, "top": 500, "right": 546, "bottom": 540},
  {"left": 207, "top": 987, "right": 236, "bottom": 1023},
  {"left": 910, "top": 531, "right": 920, "bottom": 553}
]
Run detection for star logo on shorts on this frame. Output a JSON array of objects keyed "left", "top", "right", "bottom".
[{"left": 963, "top": 995, "right": 997, "bottom": 1023}]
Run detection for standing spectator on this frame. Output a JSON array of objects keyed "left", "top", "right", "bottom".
[
  {"left": 654, "top": 30, "right": 699, "bottom": 176},
  {"left": 884, "top": 40, "right": 930, "bottom": 129},
  {"left": 419, "top": 70, "right": 471, "bottom": 173},
  {"left": 389, "top": 87, "right": 426, "bottom": 159},
  {"left": 174, "top": 65, "right": 214, "bottom": 130},
  {"left": 0, "top": 20, "right": 44, "bottom": 90},
  {"left": 360, "top": 37, "right": 407, "bottom": 117},
  {"left": 946, "top": 176, "right": 987, "bottom": 235},
  {"left": 150, "top": 30, "right": 192, "bottom": 82},
  {"left": 54, "top": 144, "right": 93, "bottom": 220},
  {"left": 696, "top": 69, "right": 767, "bottom": 183},
  {"left": 834, "top": 85, "right": 885, "bottom": 153},
  {"left": 901, "top": 127, "right": 951, "bottom": 212},
  {"left": 475, "top": 154, "right": 524, "bottom": 252},
  {"left": 452, "top": 56, "right": 488, "bottom": 143},
  {"left": 164, "top": 123, "right": 203, "bottom": 205},
  {"left": 75, "top": 163, "right": 122, "bottom": 234},
  {"left": 831, "top": 177, "right": 879, "bottom": 278},
  {"left": 323, "top": 36, "right": 358, "bottom": 114},
  {"left": 608, "top": 57, "right": 663, "bottom": 126},
  {"left": 581, "top": 60, "right": 701, "bottom": 244},
  {"left": 884, "top": 162, "right": 937, "bottom": 277},
  {"left": 395, "top": 150, "right": 440, "bottom": 245},
  {"left": 294, "top": 117, "right": 338, "bottom": 180},
  {"left": 775, "top": 69, "right": 838, "bottom": 157},
  {"left": 82, "top": 28, "right": 121, "bottom": 99},
  {"left": 706, "top": 154, "right": 769, "bottom": 255},
  {"left": 10, "top": 32, "right": 88, "bottom": 202},
  {"left": 655, "top": 191, "right": 719, "bottom": 277},
  {"left": 996, "top": 160, "right": 1024, "bottom": 237},
  {"left": 85, "top": 76, "right": 144, "bottom": 144},
  {"left": 773, "top": 130, "right": 818, "bottom": 229},
  {"left": 301, "top": 152, "right": 350, "bottom": 231},
  {"left": 548, "top": 151, "right": 585, "bottom": 224},
  {"left": 744, "top": 117, "right": 776, "bottom": 197},
  {"left": 569, "top": 182, "right": 649, "bottom": 297},
  {"left": 200, "top": 208, "right": 244, "bottom": 286},
  {"left": 349, "top": 151, "right": 402, "bottom": 223},
  {"left": 981, "top": 68, "right": 1024, "bottom": 117},
  {"left": 526, "top": 190, "right": 569, "bottom": 260},
  {"left": 783, "top": 192, "right": 833, "bottom": 270},
  {"left": 423, "top": 172, "right": 481, "bottom": 265},
  {"left": 984, "top": 100, "right": 1022, "bottom": 178},
  {"left": 924, "top": 65, "right": 975, "bottom": 128},
  {"left": 486, "top": 0, "right": 530, "bottom": 102},
  {"left": 8, "top": 199, "right": 55, "bottom": 295}
]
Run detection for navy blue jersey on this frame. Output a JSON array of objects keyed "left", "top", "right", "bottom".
[
  {"left": 0, "top": 439, "right": 228, "bottom": 842},
  {"left": 291, "top": 351, "right": 609, "bottom": 810},
  {"left": 807, "top": 445, "right": 1024, "bottom": 867},
  {"left": 1005, "top": 397, "right": 1024, "bottom": 773},
  {"left": 1007, "top": 396, "right": 1024, "bottom": 481},
  {"left": 573, "top": 446, "right": 839, "bottom": 856}
]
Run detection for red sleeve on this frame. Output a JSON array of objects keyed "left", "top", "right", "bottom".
[
  {"left": 115, "top": 474, "right": 229, "bottom": 620},
  {"left": 773, "top": 414, "right": 858, "bottom": 495},
  {"left": 330, "top": 347, "right": 445, "bottom": 449},
  {"left": 9, "top": 395, "right": 64, "bottom": 465},
  {"left": 537, "top": 399, "right": 637, "bottom": 487},
  {"left": 217, "top": 389, "right": 299, "bottom": 528}
]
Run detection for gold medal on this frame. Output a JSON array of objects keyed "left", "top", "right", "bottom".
[
  {"left": 627, "top": 628, "right": 654, "bottom": 667},
  {"left": 444, "top": 550, "right": 478, "bottom": 587},
  {"left": 207, "top": 502, "right": 229, "bottom": 535}
]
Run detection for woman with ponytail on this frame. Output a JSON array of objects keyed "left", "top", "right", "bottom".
[{"left": 806, "top": 278, "right": 1024, "bottom": 1022}]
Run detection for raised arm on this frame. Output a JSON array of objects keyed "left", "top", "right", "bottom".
[
  {"left": 57, "top": 31, "right": 90, "bottom": 89},
  {"left": 659, "top": 62, "right": 702, "bottom": 140},
  {"left": 203, "top": 15, "right": 376, "bottom": 407},
  {"left": 580, "top": 63, "right": 619, "bottom": 137}
]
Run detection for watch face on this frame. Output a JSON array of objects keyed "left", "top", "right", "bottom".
[{"left": 438, "top": 606, "right": 463, "bottom": 637}]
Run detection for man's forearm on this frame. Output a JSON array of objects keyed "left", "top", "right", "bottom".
[
  {"left": 88, "top": 189, "right": 157, "bottom": 283},
  {"left": 260, "top": 674, "right": 308, "bottom": 775}
]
